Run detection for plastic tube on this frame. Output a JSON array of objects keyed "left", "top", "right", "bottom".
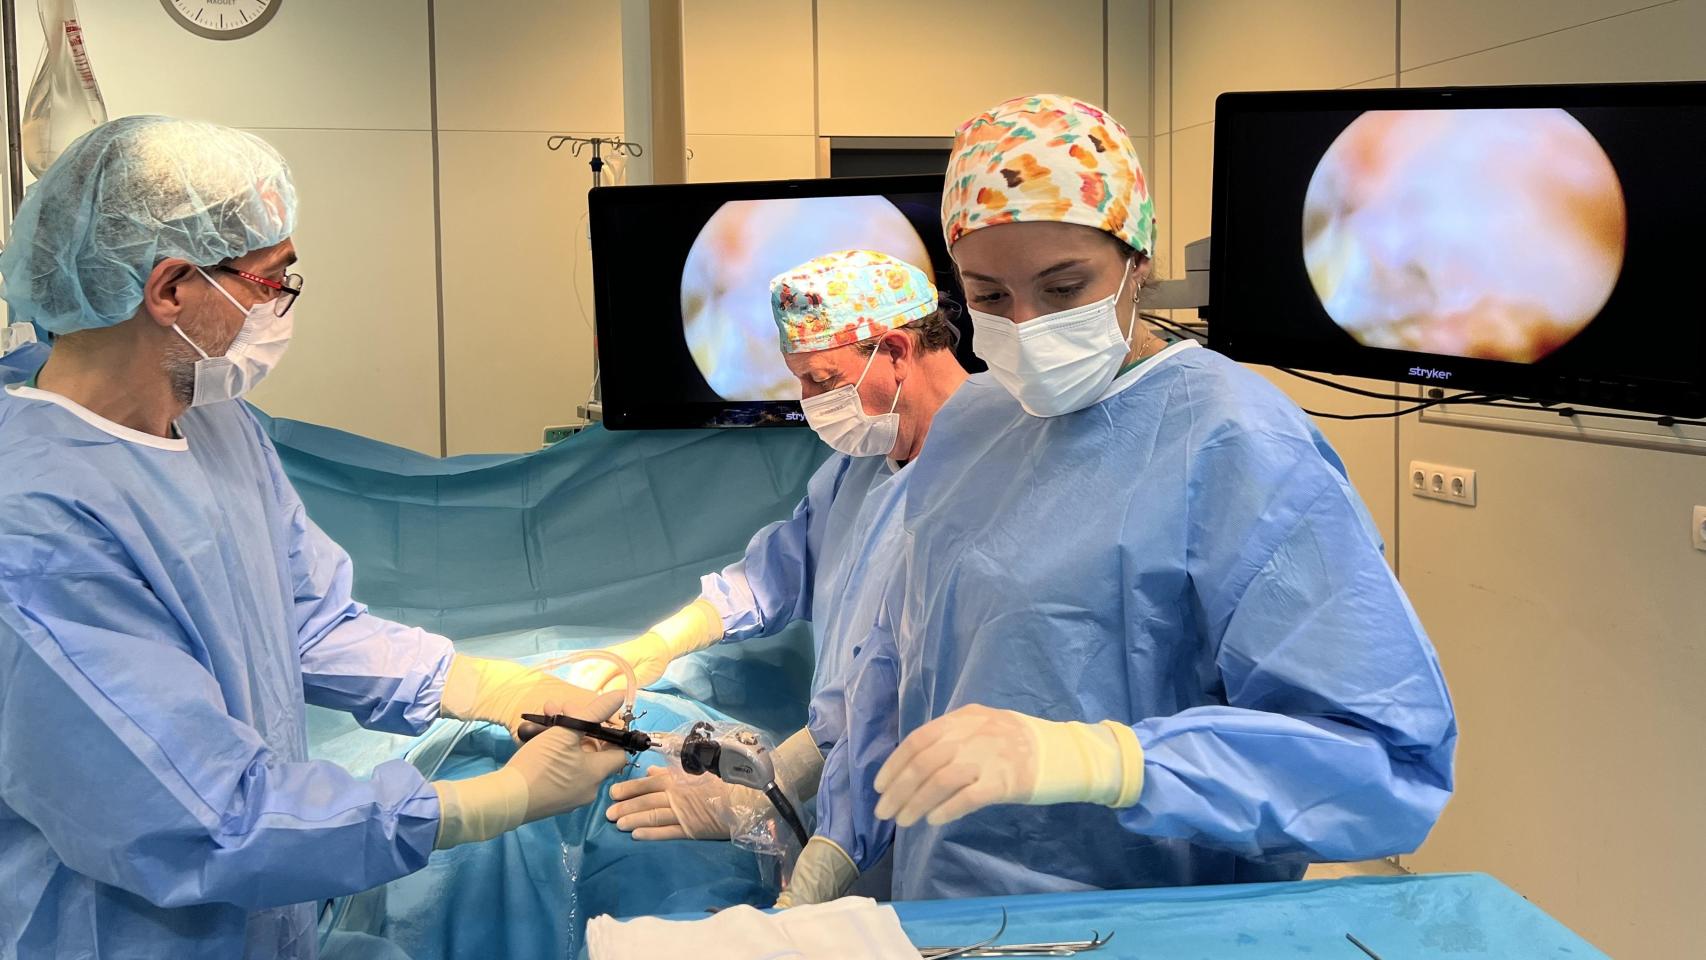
[
  {"left": 530, "top": 648, "right": 639, "bottom": 723},
  {"left": 360, "top": 650, "right": 643, "bottom": 952},
  {"left": 407, "top": 649, "right": 641, "bottom": 783},
  {"left": 407, "top": 716, "right": 476, "bottom": 782}
]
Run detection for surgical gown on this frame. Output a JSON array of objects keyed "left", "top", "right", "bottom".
[
  {"left": 699, "top": 449, "right": 900, "bottom": 752},
  {"left": 813, "top": 375, "right": 1018, "bottom": 871},
  {"left": 0, "top": 370, "right": 456, "bottom": 959},
  {"left": 834, "top": 344, "right": 1457, "bottom": 900}
]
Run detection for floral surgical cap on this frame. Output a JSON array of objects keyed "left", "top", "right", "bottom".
[
  {"left": 942, "top": 93, "right": 1155, "bottom": 257},
  {"left": 770, "top": 249, "right": 938, "bottom": 354}
]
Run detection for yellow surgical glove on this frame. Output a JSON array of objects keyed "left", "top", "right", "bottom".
[
  {"left": 571, "top": 598, "right": 725, "bottom": 694},
  {"left": 439, "top": 654, "right": 599, "bottom": 742},
  {"left": 774, "top": 837, "right": 858, "bottom": 908},
  {"left": 433, "top": 690, "right": 630, "bottom": 849},
  {"left": 872, "top": 704, "right": 1144, "bottom": 828},
  {"left": 606, "top": 727, "right": 823, "bottom": 840}
]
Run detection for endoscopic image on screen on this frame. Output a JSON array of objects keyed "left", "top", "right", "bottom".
[
  {"left": 1302, "top": 108, "right": 1627, "bottom": 363},
  {"left": 680, "top": 196, "right": 935, "bottom": 402}
]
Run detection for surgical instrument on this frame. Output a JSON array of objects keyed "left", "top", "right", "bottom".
[
  {"left": 1346, "top": 933, "right": 1384, "bottom": 959},
  {"left": 918, "top": 911, "right": 1115, "bottom": 959},
  {"left": 522, "top": 712, "right": 654, "bottom": 753},
  {"left": 520, "top": 715, "right": 811, "bottom": 848}
]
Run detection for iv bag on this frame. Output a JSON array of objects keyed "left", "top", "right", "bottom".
[{"left": 21, "top": 0, "right": 107, "bottom": 176}]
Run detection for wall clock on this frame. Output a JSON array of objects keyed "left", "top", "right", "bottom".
[{"left": 160, "top": 0, "right": 281, "bottom": 41}]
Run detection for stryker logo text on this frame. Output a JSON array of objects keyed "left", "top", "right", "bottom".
[{"left": 1409, "top": 367, "right": 1454, "bottom": 381}]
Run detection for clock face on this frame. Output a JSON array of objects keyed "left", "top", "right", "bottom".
[{"left": 160, "top": 0, "right": 281, "bottom": 41}]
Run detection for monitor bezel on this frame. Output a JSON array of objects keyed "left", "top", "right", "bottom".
[
  {"left": 589, "top": 173, "right": 951, "bottom": 430},
  {"left": 1208, "top": 81, "right": 1706, "bottom": 417}
]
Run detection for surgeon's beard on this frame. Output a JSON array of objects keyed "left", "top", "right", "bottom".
[
  {"left": 161, "top": 337, "right": 199, "bottom": 406},
  {"left": 161, "top": 305, "right": 238, "bottom": 407}
]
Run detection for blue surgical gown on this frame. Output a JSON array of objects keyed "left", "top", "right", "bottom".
[
  {"left": 699, "top": 449, "right": 902, "bottom": 752},
  {"left": 0, "top": 375, "right": 456, "bottom": 959},
  {"left": 813, "top": 375, "right": 1017, "bottom": 870},
  {"left": 831, "top": 345, "right": 1458, "bottom": 899}
]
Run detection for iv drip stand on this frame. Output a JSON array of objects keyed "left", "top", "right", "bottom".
[
  {"left": 545, "top": 134, "right": 645, "bottom": 426},
  {"left": 545, "top": 134, "right": 644, "bottom": 192},
  {"left": 2, "top": 0, "right": 22, "bottom": 233}
]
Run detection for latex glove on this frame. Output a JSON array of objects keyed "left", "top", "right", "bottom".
[
  {"left": 571, "top": 598, "right": 724, "bottom": 694},
  {"left": 872, "top": 704, "right": 1145, "bottom": 828},
  {"left": 606, "top": 727, "right": 824, "bottom": 840},
  {"left": 439, "top": 654, "right": 598, "bottom": 741},
  {"left": 606, "top": 765, "right": 759, "bottom": 840},
  {"left": 774, "top": 837, "right": 858, "bottom": 908},
  {"left": 433, "top": 690, "right": 630, "bottom": 849}
]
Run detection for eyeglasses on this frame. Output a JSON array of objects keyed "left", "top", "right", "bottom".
[{"left": 215, "top": 264, "right": 304, "bottom": 317}]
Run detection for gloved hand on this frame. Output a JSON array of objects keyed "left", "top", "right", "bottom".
[
  {"left": 432, "top": 690, "right": 631, "bottom": 849},
  {"left": 439, "top": 654, "right": 598, "bottom": 742},
  {"left": 774, "top": 837, "right": 858, "bottom": 908},
  {"left": 571, "top": 598, "right": 724, "bottom": 694},
  {"left": 872, "top": 704, "right": 1145, "bottom": 828},
  {"left": 605, "top": 765, "right": 759, "bottom": 840},
  {"left": 605, "top": 727, "right": 825, "bottom": 841}
]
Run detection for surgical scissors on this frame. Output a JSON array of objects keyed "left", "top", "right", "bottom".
[
  {"left": 918, "top": 935, "right": 1113, "bottom": 958},
  {"left": 917, "top": 911, "right": 1115, "bottom": 958}
]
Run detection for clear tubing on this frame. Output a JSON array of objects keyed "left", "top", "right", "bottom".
[
  {"left": 530, "top": 648, "right": 639, "bottom": 723},
  {"left": 410, "top": 649, "right": 641, "bottom": 783},
  {"left": 356, "top": 651, "right": 640, "bottom": 952}
]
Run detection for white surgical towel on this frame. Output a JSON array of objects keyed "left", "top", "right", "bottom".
[{"left": 586, "top": 896, "right": 918, "bottom": 960}]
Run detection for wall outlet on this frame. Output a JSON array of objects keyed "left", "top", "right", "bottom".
[
  {"left": 1408, "top": 460, "right": 1477, "bottom": 507},
  {"left": 1693, "top": 506, "right": 1706, "bottom": 552},
  {"left": 542, "top": 423, "right": 589, "bottom": 446}
]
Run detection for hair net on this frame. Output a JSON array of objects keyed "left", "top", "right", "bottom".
[
  {"left": 942, "top": 94, "right": 1155, "bottom": 257},
  {"left": 770, "top": 249, "right": 938, "bottom": 354},
  {"left": 0, "top": 115, "right": 297, "bottom": 335}
]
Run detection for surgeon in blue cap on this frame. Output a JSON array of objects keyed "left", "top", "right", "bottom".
[
  {"left": 781, "top": 94, "right": 1458, "bottom": 905},
  {"left": 596, "top": 250, "right": 972, "bottom": 858},
  {"left": 0, "top": 117, "right": 629, "bottom": 960}
]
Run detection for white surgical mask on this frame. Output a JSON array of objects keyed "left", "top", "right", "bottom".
[
  {"left": 968, "top": 262, "right": 1136, "bottom": 418},
  {"left": 799, "top": 346, "right": 901, "bottom": 457},
  {"left": 173, "top": 267, "right": 294, "bottom": 407}
]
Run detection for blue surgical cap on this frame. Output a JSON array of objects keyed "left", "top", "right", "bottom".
[{"left": 0, "top": 115, "right": 297, "bottom": 335}]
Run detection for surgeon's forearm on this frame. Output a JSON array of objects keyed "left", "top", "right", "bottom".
[
  {"left": 201, "top": 759, "right": 442, "bottom": 909},
  {"left": 1122, "top": 708, "right": 1452, "bottom": 862},
  {"left": 814, "top": 736, "right": 894, "bottom": 873},
  {"left": 299, "top": 613, "right": 456, "bottom": 735},
  {"left": 1155, "top": 473, "right": 1455, "bottom": 861},
  {"left": 701, "top": 494, "right": 817, "bottom": 642},
  {"left": 40, "top": 755, "right": 441, "bottom": 912},
  {"left": 585, "top": 599, "right": 727, "bottom": 693},
  {"left": 1025, "top": 716, "right": 1145, "bottom": 808},
  {"left": 772, "top": 727, "right": 825, "bottom": 804},
  {"left": 650, "top": 597, "right": 726, "bottom": 657},
  {"left": 697, "top": 565, "right": 778, "bottom": 643}
]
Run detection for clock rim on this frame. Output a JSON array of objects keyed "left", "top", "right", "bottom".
[{"left": 158, "top": 0, "right": 282, "bottom": 42}]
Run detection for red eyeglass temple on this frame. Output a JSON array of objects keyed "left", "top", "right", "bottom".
[{"left": 227, "top": 267, "right": 282, "bottom": 289}]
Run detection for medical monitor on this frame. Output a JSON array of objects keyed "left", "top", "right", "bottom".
[
  {"left": 1210, "top": 82, "right": 1706, "bottom": 416},
  {"left": 588, "top": 174, "right": 966, "bottom": 430}
]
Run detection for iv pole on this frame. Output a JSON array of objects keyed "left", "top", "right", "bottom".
[
  {"left": 545, "top": 135, "right": 642, "bottom": 428},
  {"left": 0, "top": 0, "right": 23, "bottom": 351},
  {"left": 3, "top": 0, "right": 22, "bottom": 234},
  {"left": 545, "top": 135, "right": 643, "bottom": 193},
  {"left": 541, "top": 135, "right": 689, "bottom": 430},
  {"left": 544, "top": 135, "right": 658, "bottom": 428}
]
